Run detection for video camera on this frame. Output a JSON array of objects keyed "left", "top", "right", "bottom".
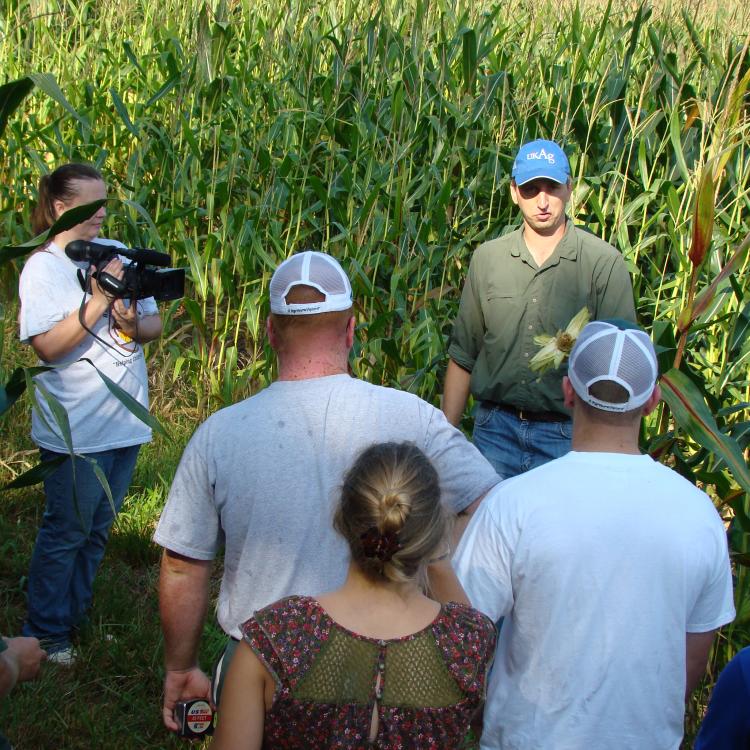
[{"left": 65, "top": 240, "right": 185, "bottom": 301}]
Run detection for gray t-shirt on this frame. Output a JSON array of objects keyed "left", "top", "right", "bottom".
[{"left": 154, "top": 374, "right": 499, "bottom": 638}]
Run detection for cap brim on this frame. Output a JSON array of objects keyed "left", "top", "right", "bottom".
[{"left": 514, "top": 168, "right": 569, "bottom": 186}]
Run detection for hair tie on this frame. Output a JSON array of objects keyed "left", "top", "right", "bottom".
[{"left": 360, "top": 527, "right": 402, "bottom": 562}]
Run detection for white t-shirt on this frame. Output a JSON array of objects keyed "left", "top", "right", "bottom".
[
  {"left": 18, "top": 240, "right": 157, "bottom": 453},
  {"left": 154, "top": 374, "right": 500, "bottom": 638},
  {"left": 453, "top": 451, "right": 735, "bottom": 750}
]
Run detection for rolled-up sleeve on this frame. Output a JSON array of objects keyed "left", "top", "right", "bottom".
[{"left": 448, "top": 258, "right": 485, "bottom": 372}]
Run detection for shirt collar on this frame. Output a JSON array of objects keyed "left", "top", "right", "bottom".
[
  {"left": 509, "top": 219, "right": 578, "bottom": 263},
  {"left": 556, "top": 219, "right": 578, "bottom": 260}
]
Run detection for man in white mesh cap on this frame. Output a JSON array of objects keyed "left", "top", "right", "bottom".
[
  {"left": 454, "top": 319, "right": 735, "bottom": 750},
  {"left": 154, "top": 251, "right": 500, "bottom": 732}
]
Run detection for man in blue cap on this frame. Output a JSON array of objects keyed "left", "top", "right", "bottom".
[{"left": 442, "top": 139, "right": 636, "bottom": 478}]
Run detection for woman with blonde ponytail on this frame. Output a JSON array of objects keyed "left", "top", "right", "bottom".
[{"left": 213, "top": 442, "right": 496, "bottom": 750}]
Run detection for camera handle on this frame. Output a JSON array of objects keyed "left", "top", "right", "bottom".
[{"left": 95, "top": 270, "right": 128, "bottom": 297}]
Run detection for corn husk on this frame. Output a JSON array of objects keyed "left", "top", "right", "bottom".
[{"left": 529, "top": 306, "right": 591, "bottom": 374}]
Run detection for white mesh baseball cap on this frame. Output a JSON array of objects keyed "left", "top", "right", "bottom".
[
  {"left": 568, "top": 320, "right": 658, "bottom": 412},
  {"left": 269, "top": 251, "right": 353, "bottom": 315}
]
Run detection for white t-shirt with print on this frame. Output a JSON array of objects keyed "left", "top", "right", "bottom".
[
  {"left": 454, "top": 451, "right": 735, "bottom": 750},
  {"left": 18, "top": 240, "right": 157, "bottom": 453}
]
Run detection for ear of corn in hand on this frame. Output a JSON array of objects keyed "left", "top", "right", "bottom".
[{"left": 529, "top": 307, "right": 591, "bottom": 374}]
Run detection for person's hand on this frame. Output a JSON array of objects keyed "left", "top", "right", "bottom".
[
  {"left": 89, "top": 257, "right": 124, "bottom": 310},
  {"left": 4, "top": 636, "right": 46, "bottom": 682},
  {"left": 162, "top": 666, "right": 212, "bottom": 732},
  {"left": 111, "top": 298, "right": 139, "bottom": 339}
]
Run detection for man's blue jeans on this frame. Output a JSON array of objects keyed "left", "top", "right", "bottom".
[
  {"left": 472, "top": 402, "right": 572, "bottom": 480},
  {"left": 22, "top": 445, "right": 140, "bottom": 651}
]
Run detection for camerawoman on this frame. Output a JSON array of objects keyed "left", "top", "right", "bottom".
[{"left": 18, "top": 163, "right": 180, "bottom": 664}]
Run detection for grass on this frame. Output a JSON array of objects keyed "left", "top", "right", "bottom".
[
  {"left": 0, "top": 330, "right": 211, "bottom": 747},
  {"left": 1, "top": 0, "right": 749, "bottom": 746}
]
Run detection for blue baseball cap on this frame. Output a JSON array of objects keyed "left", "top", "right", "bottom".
[{"left": 512, "top": 139, "right": 570, "bottom": 186}]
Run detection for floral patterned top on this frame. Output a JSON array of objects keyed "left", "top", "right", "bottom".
[{"left": 240, "top": 595, "right": 496, "bottom": 749}]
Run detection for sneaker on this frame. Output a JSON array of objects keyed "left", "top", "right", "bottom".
[{"left": 46, "top": 646, "right": 76, "bottom": 666}]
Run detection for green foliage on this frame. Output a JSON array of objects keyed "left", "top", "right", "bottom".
[{"left": 4, "top": 0, "right": 747, "bottom": 407}]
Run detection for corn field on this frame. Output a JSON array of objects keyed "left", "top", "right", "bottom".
[{"left": 1, "top": 0, "right": 749, "bottom": 744}]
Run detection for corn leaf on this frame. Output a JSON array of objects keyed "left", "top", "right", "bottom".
[
  {"left": 0, "top": 200, "right": 106, "bottom": 262},
  {"left": 681, "top": 9, "right": 711, "bottom": 68},
  {"left": 689, "top": 233, "right": 750, "bottom": 326},
  {"left": 660, "top": 368, "right": 750, "bottom": 498},
  {"left": 687, "top": 160, "right": 715, "bottom": 268},
  {"left": 730, "top": 300, "right": 750, "bottom": 356},
  {"left": 0, "top": 365, "right": 54, "bottom": 417},
  {"left": 0, "top": 367, "right": 28, "bottom": 417},
  {"left": 83, "top": 455, "right": 114, "bottom": 510},
  {"left": 28, "top": 72, "right": 84, "bottom": 123},
  {"left": 30, "top": 375, "right": 75, "bottom": 456},
  {"left": 461, "top": 28, "right": 477, "bottom": 95},
  {"left": 110, "top": 86, "right": 139, "bottom": 136},
  {"left": 81, "top": 358, "right": 169, "bottom": 439},
  {"left": 0, "top": 76, "right": 34, "bottom": 141},
  {"left": 2, "top": 454, "right": 68, "bottom": 490},
  {"left": 722, "top": 67, "right": 750, "bottom": 133}
]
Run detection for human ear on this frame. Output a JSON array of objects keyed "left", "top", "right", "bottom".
[
  {"left": 52, "top": 198, "right": 67, "bottom": 220},
  {"left": 266, "top": 316, "right": 278, "bottom": 349},
  {"left": 562, "top": 376, "right": 576, "bottom": 409},
  {"left": 642, "top": 384, "right": 662, "bottom": 417},
  {"left": 510, "top": 181, "right": 519, "bottom": 206}
]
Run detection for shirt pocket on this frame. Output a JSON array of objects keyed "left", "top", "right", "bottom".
[{"left": 483, "top": 287, "right": 522, "bottom": 343}]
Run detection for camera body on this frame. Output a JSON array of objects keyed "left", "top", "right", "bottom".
[
  {"left": 174, "top": 698, "right": 215, "bottom": 739},
  {"left": 95, "top": 265, "right": 185, "bottom": 301},
  {"left": 65, "top": 240, "right": 185, "bottom": 301}
]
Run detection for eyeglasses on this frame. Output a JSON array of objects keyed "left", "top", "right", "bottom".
[{"left": 516, "top": 180, "right": 568, "bottom": 199}]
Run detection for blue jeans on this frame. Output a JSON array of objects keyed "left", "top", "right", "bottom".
[
  {"left": 22, "top": 445, "right": 140, "bottom": 650},
  {"left": 473, "top": 402, "right": 572, "bottom": 480}
]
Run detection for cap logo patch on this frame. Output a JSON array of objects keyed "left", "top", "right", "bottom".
[{"left": 526, "top": 148, "right": 556, "bottom": 164}]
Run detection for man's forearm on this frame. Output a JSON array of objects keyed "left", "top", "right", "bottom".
[
  {"left": 159, "top": 550, "right": 213, "bottom": 670},
  {"left": 442, "top": 359, "right": 472, "bottom": 427},
  {"left": 686, "top": 630, "right": 716, "bottom": 699}
]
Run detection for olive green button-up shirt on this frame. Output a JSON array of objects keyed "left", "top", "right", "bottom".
[{"left": 448, "top": 221, "right": 636, "bottom": 415}]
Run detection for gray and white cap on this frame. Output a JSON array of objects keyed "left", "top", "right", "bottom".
[
  {"left": 270, "top": 250, "right": 353, "bottom": 315},
  {"left": 568, "top": 320, "right": 658, "bottom": 412}
]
